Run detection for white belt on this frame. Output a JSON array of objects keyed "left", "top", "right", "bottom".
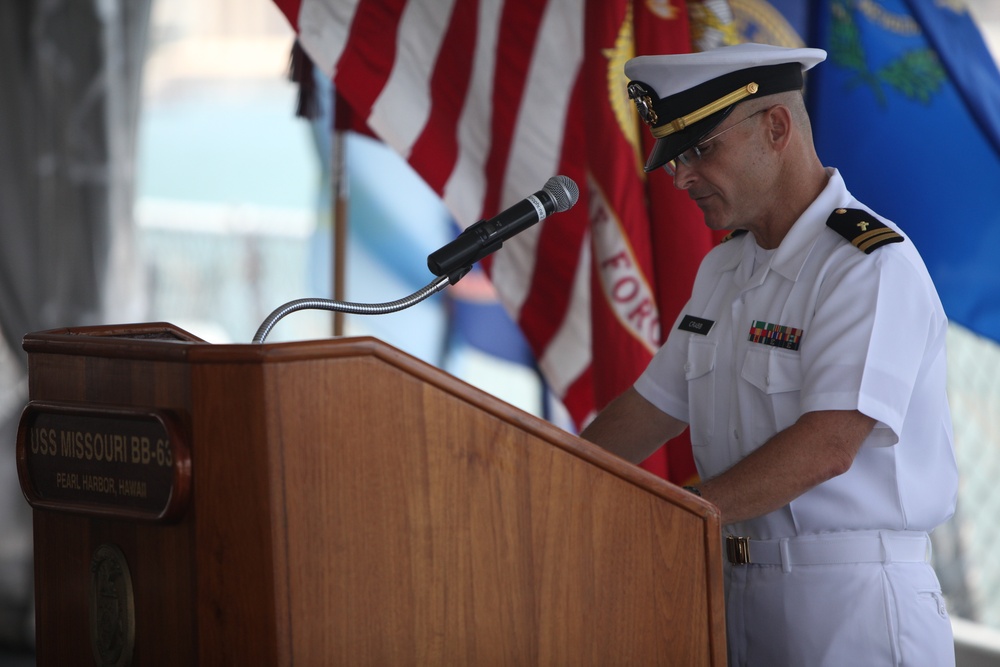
[{"left": 726, "top": 530, "right": 931, "bottom": 572}]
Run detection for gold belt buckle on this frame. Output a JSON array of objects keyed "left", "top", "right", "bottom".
[{"left": 727, "top": 536, "right": 752, "bottom": 565}]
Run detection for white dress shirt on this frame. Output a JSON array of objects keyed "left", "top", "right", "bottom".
[{"left": 635, "top": 168, "right": 958, "bottom": 540}]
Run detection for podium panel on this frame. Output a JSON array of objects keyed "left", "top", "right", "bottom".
[{"left": 17, "top": 324, "right": 726, "bottom": 666}]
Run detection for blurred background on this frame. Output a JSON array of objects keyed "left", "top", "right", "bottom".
[{"left": 2, "top": 0, "right": 1000, "bottom": 664}]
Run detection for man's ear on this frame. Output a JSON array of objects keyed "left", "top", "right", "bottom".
[{"left": 766, "top": 105, "right": 793, "bottom": 151}]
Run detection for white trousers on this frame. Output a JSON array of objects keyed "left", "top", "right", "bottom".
[{"left": 724, "top": 533, "right": 954, "bottom": 667}]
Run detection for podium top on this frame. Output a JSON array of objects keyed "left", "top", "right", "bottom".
[{"left": 23, "top": 322, "right": 411, "bottom": 365}]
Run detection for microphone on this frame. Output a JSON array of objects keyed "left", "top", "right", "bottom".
[{"left": 427, "top": 175, "right": 579, "bottom": 280}]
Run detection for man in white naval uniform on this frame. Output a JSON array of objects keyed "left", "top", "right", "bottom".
[{"left": 581, "top": 44, "right": 958, "bottom": 666}]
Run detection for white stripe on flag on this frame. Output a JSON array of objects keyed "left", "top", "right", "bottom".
[
  {"left": 493, "top": 0, "right": 583, "bottom": 317},
  {"left": 369, "top": 1, "right": 456, "bottom": 157},
  {"left": 297, "top": 0, "right": 361, "bottom": 77},
  {"left": 502, "top": 0, "right": 583, "bottom": 207},
  {"left": 441, "top": 0, "right": 506, "bottom": 227}
]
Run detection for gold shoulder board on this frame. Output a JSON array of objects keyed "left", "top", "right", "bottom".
[{"left": 826, "top": 208, "right": 904, "bottom": 254}]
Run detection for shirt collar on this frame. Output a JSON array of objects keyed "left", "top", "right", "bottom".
[
  {"left": 713, "top": 168, "right": 853, "bottom": 280},
  {"left": 766, "top": 167, "right": 851, "bottom": 281}
]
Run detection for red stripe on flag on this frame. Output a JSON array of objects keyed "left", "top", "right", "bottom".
[
  {"left": 560, "top": 364, "right": 596, "bottom": 427},
  {"left": 273, "top": 0, "right": 302, "bottom": 28},
  {"left": 513, "top": 66, "right": 589, "bottom": 358},
  {"left": 480, "top": 1, "right": 548, "bottom": 219},
  {"left": 332, "top": 0, "right": 409, "bottom": 122},
  {"left": 515, "top": 206, "right": 587, "bottom": 355},
  {"left": 407, "top": 1, "right": 479, "bottom": 194}
]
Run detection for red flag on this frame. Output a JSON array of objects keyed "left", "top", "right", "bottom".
[
  {"left": 274, "top": 0, "right": 725, "bottom": 484},
  {"left": 584, "top": 1, "right": 716, "bottom": 483}
]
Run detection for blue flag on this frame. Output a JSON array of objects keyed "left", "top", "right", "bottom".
[
  {"left": 741, "top": 1, "right": 1000, "bottom": 343},
  {"left": 903, "top": 0, "right": 1000, "bottom": 154},
  {"left": 806, "top": 0, "right": 1000, "bottom": 342}
]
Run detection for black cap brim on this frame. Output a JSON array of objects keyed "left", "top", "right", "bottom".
[{"left": 642, "top": 106, "right": 734, "bottom": 172}]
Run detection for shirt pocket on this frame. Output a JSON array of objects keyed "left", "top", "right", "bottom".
[
  {"left": 684, "top": 339, "right": 717, "bottom": 446},
  {"left": 740, "top": 347, "right": 803, "bottom": 435}
]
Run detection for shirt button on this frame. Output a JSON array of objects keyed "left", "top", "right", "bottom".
[{"left": 733, "top": 429, "right": 740, "bottom": 440}]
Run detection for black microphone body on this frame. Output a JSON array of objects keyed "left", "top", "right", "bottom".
[{"left": 427, "top": 175, "right": 579, "bottom": 279}]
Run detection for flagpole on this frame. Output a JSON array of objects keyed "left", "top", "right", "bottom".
[{"left": 331, "top": 128, "right": 348, "bottom": 337}]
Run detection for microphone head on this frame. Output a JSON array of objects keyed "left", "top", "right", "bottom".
[{"left": 543, "top": 175, "right": 580, "bottom": 213}]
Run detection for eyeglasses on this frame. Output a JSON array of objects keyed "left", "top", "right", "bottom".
[{"left": 663, "top": 107, "right": 770, "bottom": 176}]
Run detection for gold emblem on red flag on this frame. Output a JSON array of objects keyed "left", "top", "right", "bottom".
[
  {"left": 645, "top": 0, "right": 680, "bottom": 20},
  {"left": 603, "top": 4, "right": 644, "bottom": 175}
]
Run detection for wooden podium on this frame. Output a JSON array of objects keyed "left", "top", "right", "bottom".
[{"left": 16, "top": 323, "right": 726, "bottom": 666}]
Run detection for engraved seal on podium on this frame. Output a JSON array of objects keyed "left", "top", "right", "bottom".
[{"left": 89, "top": 543, "right": 136, "bottom": 667}]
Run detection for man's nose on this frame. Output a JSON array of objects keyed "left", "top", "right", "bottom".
[{"left": 671, "top": 161, "right": 697, "bottom": 190}]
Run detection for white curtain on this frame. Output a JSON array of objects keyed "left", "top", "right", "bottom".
[{"left": 0, "top": 0, "right": 151, "bottom": 648}]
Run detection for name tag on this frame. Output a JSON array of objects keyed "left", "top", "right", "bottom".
[{"left": 678, "top": 315, "right": 714, "bottom": 335}]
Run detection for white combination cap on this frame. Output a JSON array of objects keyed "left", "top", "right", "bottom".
[{"left": 624, "top": 43, "right": 827, "bottom": 171}]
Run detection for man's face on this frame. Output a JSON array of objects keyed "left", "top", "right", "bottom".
[{"left": 669, "top": 108, "right": 772, "bottom": 233}]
